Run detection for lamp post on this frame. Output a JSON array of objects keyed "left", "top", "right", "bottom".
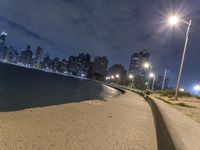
[
  {"left": 149, "top": 73, "right": 155, "bottom": 91},
  {"left": 143, "top": 62, "right": 152, "bottom": 90},
  {"left": 168, "top": 15, "right": 192, "bottom": 99},
  {"left": 129, "top": 74, "right": 134, "bottom": 88},
  {"left": 116, "top": 74, "right": 120, "bottom": 85},
  {"left": 161, "top": 68, "right": 168, "bottom": 91}
]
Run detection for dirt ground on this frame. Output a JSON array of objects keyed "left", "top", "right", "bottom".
[{"left": 152, "top": 93, "right": 200, "bottom": 124}]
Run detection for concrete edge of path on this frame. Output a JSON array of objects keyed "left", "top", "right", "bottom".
[
  {"left": 146, "top": 95, "right": 200, "bottom": 150},
  {"left": 104, "top": 84, "right": 200, "bottom": 150}
]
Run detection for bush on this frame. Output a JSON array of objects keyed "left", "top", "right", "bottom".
[
  {"left": 160, "top": 90, "right": 175, "bottom": 97},
  {"left": 160, "top": 90, "right": 191, "bottom": 98},
  {"left": 178, "top": 91, "right": 191, "bottom": 97}
]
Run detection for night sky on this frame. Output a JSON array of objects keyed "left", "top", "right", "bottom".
[{"left": 0, "top": 0, "right": 200, "bottom": 92}]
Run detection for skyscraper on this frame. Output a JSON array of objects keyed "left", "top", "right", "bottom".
[
  {"left": 0, "top": 32, "right": 7, "bottom": 59},
  {"left": 33, "top": 46, "right": 44, "bottom": 68},
  {"left": 129, "top": 50, "right": 150, "bottom": 76},
  {"left": 107, "top": 64, "right": 127, "bottom": 76},
  {"left": 20, "top": 45, "right": 33, "bottom": 65},
  {"left": 67, "top": 53, "right": 92, "bottom": 77},
  {"left": 42, "top": 53, "right": 51, "bottom": 69},
  {"left": 92, "top": 56, "right": 108, "bottom": 76},
  {"left": 0, "top": 32, "right": 7, "bottom": 48}
]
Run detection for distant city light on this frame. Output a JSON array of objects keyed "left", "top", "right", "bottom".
[
  {"left": 81, "top": 74, "right": 85, "bottom": 77},
  {"left": 1, "top": 31, "right": 7, "bottom": 36}
]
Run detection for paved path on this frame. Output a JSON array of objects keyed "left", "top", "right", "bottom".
[{"left": 0, "top": 91, "right": 157, "bottom": 150}]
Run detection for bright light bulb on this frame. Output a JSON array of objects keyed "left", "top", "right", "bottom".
[
  {"left": 116, "top": 74, "right": 119, "bottom": 78},
  {"left": 129, "top": 74, "right": 133, "bottom": 79},
  {"left": 143, "top": 62, "right": 150, "bottom": 68},
  {"left": 169, "top": 16, "right": 179, "bottom": 25},
  {"left": 194, "top": 85, "right": 200, "bottom": 91},
  {"left": 149, "top": 73, "right": 155, "bottom": 78}
]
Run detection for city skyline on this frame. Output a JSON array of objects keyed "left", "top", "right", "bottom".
[{"left": 0, "top": 0, "right": 200, "bottom": 91}]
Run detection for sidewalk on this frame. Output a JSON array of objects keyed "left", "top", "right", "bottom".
[{"left": 0, "top": 91, "right": 157, "bottom": 150}]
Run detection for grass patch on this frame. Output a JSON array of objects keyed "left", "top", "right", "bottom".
[
  {"left": 195, "top": 96, "right": 200, "bottom": 99},
  {"left": 175, "top": 102, "right": 196, "bottom": 108}
]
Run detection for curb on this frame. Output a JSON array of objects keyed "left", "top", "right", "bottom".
[
  {"left": 145, "top": 95, "right": 175, "bottom": 150},
  {"left": 104, "top": 85, "right": 200, "bottom": 150}
]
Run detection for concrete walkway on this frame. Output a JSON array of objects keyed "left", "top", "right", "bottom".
[{"left": 0, "top": 91, "right": 157, "bottom": 150}]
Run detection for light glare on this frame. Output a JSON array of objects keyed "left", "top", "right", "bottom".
[
  {"left": 143, "top": 62, "right": 150, "bottom": 68},
  {"left": 169, "top": 16, "right": 179, "bottom": 25}
]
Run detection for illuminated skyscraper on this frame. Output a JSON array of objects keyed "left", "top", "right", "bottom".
[
  {"left": 92, "top": 56, "right": 108, "bottom": 76},
  {"left": 0, "top": 32, "right": 7, "bottom": 59},
  {"left": 20, "top": 45, "right": 33, "bottom": 65},
  {"left": 33, "top": 46, "right": 44, "bottom": 67},
  {"left": 129, "top": 50, "right": 150, "bottom": 76}
]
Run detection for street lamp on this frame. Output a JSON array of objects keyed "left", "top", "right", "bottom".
[
  {"left": 143, "top": 62, "right": 150, "bottom": 69},
  {"left": 194, "top": 85, "right": 200, "bottom": 95},
  {"left": 149, "top": 73, "right": 155, "bottom": 91},
  {"left": 168, "top": 15, "right": 192, "bottom": 99},
  {"left": 169, "top": 16, "right": 179, "bottom": 25},
  {"left": 143, "top": 62, "right": 153, "bottom": 90},
  {"left": 116, "top": 74, "right": 120, "bottom": 85},
  {"left": 111, "top": 75, "right": 114, "bottom": 79},
  {"left": 129, "top": 74, "right": 134, "bottom": 88}
]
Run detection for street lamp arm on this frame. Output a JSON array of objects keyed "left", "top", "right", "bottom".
[{"left": 180, "top": 19, "right": 191, "bottom": 26}]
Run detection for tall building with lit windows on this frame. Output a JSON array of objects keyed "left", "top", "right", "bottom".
[
  {"left": 33, "top": 46, "right": 44, "bottom": 67},
  {"left": 92, "top": 56, "right": 108, "bottom": 76},
  {"left": 0, "top": 32, "right": 7, "bottom": 59},
  {"left": 129, "top": 50, "right": 150, "bottom": 76}
]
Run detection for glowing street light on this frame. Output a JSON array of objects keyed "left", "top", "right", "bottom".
[
  {"left": 179, "top": 88, "right": 185, "bottom": 92},
  {"left": 149, "top": 73, "right": 155, "bottom": 78},
  {"left": 194, "top": 84, "right": 200, "bottom": 95},
  {"left": 169, "top": 16, "right": 179, "bottom": 25},
  {"left": 149, "top": 73, "right": 155, "bottom": 91},
  {"left": 143, "top": 62, "right": 153, "bottom": 90},
  {"left": 143, "top": 62, "right": 150, "bottom": 69},
  {"left": 111, "top": 75, "right": 114, "bottom": 79},
  {"left": 168, "top": 15, "right": 192, "bottom": 99},
  {"left": 105, "top": 76, "right": 110, "bottom": 80},
  {"left": 116, "top": 74, "right": 120, "bottom": 85},
  {"left": 129, "top": 74, "right": 134, "bottom": 88},
  {"left": 194, "top": 85, "right": 200, "bottom": 91}
]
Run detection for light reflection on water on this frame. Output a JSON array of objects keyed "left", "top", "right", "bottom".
[{"left": 0, "top": 62, "right": 121, "bottom": 111}]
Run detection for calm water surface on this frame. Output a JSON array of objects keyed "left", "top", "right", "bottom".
[{"left": 0, "top": 62, "right": 120, "bottom": 111}]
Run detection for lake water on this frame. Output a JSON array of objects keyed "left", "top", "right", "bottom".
[{"left": 0, "top": 62, "right": 120, "bottom": 111}]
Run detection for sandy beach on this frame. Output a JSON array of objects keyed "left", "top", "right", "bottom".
[{"left": 0, "top": 91, "right": 157, "bottom": 150}]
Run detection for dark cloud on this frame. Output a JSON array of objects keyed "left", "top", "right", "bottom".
[{"left": 0, "top": 0, "right": 200, "bottom": 90}]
